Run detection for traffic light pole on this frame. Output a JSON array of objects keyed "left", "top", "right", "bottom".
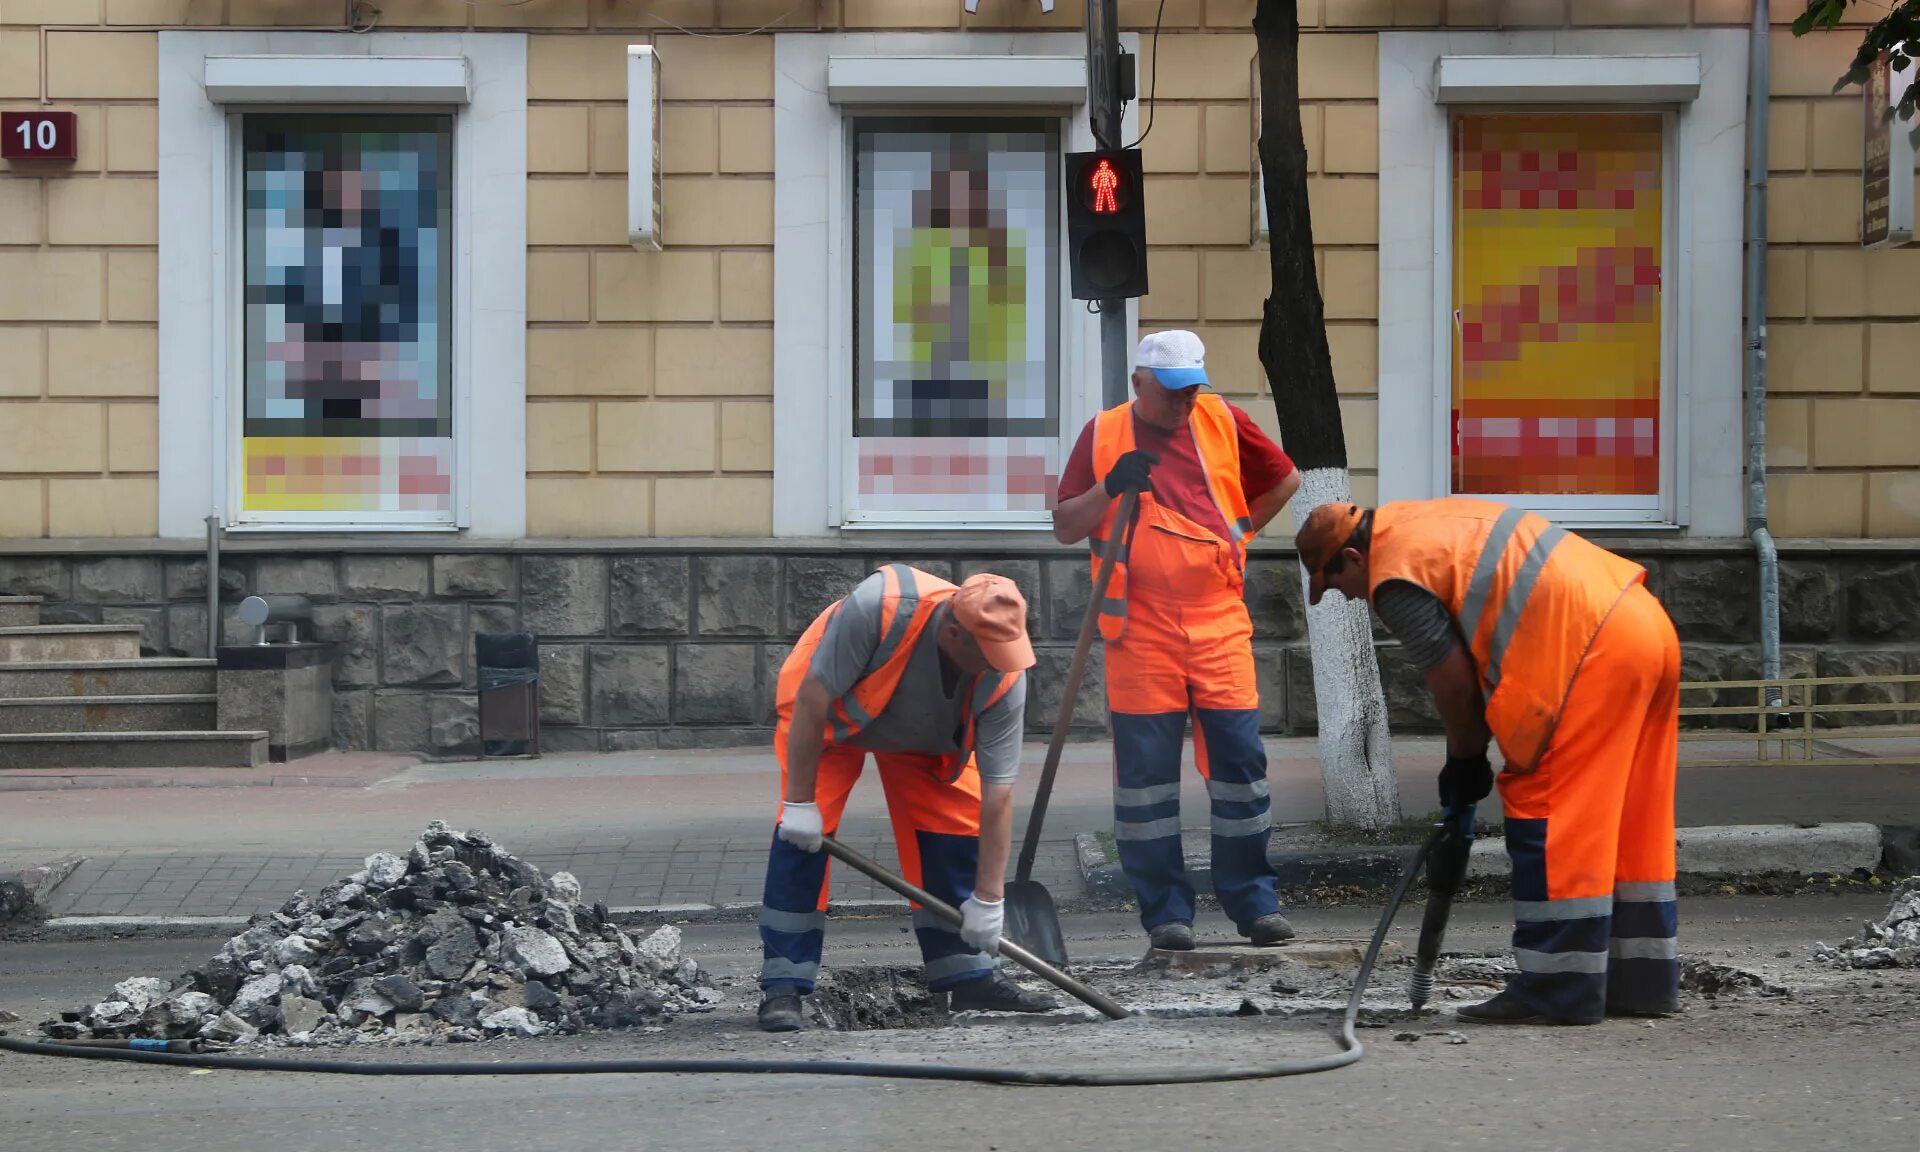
[{"left": 1087, "top": 0, "right": 1130, "bottom": 409}]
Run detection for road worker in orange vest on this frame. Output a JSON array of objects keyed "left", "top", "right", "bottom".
[
  {"left": 756, "top": 566, "right": 1060, "bottom": 1032},
  {"left": 1052, "top": 330, "right": 1304, "bottom": 952},
  {"left": 1295, "top": 499, "right": 1681, "bottom": 1025}
]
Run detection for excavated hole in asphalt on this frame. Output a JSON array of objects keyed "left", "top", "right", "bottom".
[
  {"left": 803, "top": 962, "right": 1436, "bottom": 1031},
  {"left": 807, "top": 966, "right": 947, "bottom": 1031}
]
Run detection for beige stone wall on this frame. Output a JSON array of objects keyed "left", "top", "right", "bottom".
[
  {"left": 523, "top": 30, "right": 776, "bottom": 537},
  {"left": 0, "top": 17, "right": 159, "bottom": 538},
  {"left": 1, "top": 0, "right": 1915, "bottom": 540}
]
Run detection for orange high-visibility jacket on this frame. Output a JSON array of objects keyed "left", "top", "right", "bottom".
[
  {"left": 1088, "top": 394, "right": 1257, "bottom": 642},
  {"left": 777, "top": 564, "right": 1020, "bottom": 774},
  {"left": 1367, "top": 498, "right": 1647, "bottom": 772}
]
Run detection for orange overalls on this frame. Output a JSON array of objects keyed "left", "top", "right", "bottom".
[
  {"left": 1369, "top": 498, "right": 1681, "bottom": 1021},
  {"left": 1088, "top": 396, "right": 1282, "bottom": 932},
  {"left": 758, "top": 564, "right": 1020, "bottom": 993}
]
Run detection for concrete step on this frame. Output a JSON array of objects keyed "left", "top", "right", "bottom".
[
  {"left": 0, "top": 597, "right": 41, "bottom": 628},
  {"left": 0, "top": 626, "right": 143, "bottom": 663},
  {"left": 0, "top": 694, "right": 218, "bottom": 734},
  {"left": 0, "top": 730, "right": 268, "bottom": 770},
  {"left": 0, "top": 659, "right": 217, "bottom": 698}
]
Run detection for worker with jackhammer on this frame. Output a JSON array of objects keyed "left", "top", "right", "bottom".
[
  {"left": 1294, "top": 499, "right": 1681, "bottom": 1024},
  {"left": 755, "top": 567, "right": 1061, "bottom": 1032},
  {"left": 1051, "top": 330, "right": 1303, "bottom": 953}
]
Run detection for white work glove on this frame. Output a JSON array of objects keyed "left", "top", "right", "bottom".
[
  {"left": 959, "top": 895, "right": 1005, "bottom": 954},
  {"left": 776, "top": 800, "right": 824, "bottom": 853}
]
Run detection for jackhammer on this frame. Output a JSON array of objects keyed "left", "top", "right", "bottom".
[{"left": 1408, "top": 802, "right": 1477, "bottom": 1011}]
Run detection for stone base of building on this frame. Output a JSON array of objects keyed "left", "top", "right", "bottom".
[{"left": 1, "top": 539, "right": 1914, "bottom": 758}]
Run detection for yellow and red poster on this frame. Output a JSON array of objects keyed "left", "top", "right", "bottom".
[{"left": 1451, "top": 113, "right": 1664, "bottom": 497}]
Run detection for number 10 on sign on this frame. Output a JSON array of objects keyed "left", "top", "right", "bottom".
[{"left": 1, "top": 112, "right": 78, "bottom": 161}]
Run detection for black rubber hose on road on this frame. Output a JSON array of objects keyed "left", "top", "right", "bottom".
[{"left": 0, "top": 834, "right": 1435, "bottom": 1087}]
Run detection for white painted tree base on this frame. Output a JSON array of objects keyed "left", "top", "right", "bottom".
[{"left": 1288, "top": 468, "right": 1401, "bottom": 829}]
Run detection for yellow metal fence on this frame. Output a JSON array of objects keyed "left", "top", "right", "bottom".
[{"left": 1678, "top": 674, "right": 1920, "bottom": 768}]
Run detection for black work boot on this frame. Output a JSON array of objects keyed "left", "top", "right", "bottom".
[
  {"left": 1240, "top": 912, "right": 1296, "bottom": 946},
  {"left": 1148, "top": 921, "right": 1195, "bottom": 951},
  {"left": 1457, "top": 989, "right": 1599, "bottom": 1026},
  {"left": 757, "top": 989, "right": 806, "bottom": 1032},
  {"left": 1455, "top": 990, "right": 1549, "bottom": 1024},
  {"left": 947, "top": 972, "right": 1061, "bottom": 1014}
]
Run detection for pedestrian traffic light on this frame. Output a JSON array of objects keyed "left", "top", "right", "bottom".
[{"left": 1065, "top": 148, "right": 1148, "bottom": 300}]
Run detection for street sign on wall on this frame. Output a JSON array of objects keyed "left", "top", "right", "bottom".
[
  {"left": 1, "top": 111, "right": 77, "bottom": 162},
  {"left": 1862, "top": 51, "right": 1915, "bottom": 249}
]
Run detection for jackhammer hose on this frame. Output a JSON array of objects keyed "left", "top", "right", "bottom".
[{"left": 0, "top": 837, "right": 1435, "bottom": 1087}]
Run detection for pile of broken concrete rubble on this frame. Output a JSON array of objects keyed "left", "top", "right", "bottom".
[
  {"left": 1814, "top": 876, "right": 1920, "bottom": 970},
  {"left": 42, "top": 822, "right": 721, "bottom": 1045}
]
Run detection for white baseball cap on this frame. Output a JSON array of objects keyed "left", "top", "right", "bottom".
[{"left": 1135, "top": 329, "right": 1209, "bottom": 390}]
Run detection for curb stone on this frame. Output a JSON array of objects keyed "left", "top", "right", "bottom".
[{"left": 1075, "top": 822, "right": 1891, "bottom": 895}]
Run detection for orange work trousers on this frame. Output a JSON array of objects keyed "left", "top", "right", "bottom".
[
  {"left": 757, "top": 720, "right": 995, "bottom": 993},
  {"left": 1104, "top": 499, "right": 1281, "bottom": 932},
  {"left": 1497, "top": 581, "right": 1680, "bottom": 1022}
]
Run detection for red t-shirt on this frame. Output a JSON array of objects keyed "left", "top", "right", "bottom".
[{"left": 1056, "top": 401, "right": 1296, "bottom": 542}]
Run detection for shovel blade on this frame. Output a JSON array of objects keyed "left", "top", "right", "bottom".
[{"left": 1002, "top": 879, "right": 1069, "bottom": 967}]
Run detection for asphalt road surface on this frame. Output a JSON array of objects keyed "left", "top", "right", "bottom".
[{"left": 1, "top": 896, "right": 1914, "bottom": 1152}]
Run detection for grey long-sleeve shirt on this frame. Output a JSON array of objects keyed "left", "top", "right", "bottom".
[
  {"left": 1373, "top": 580, "right": 1467, "bottom": 673},
  {"left": 807, "top": 572, "right": 1026, "bottom": 785}
]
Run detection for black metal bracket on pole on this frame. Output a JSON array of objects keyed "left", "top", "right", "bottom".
[{"left": 1086, "top": 0, "right": 1130, "bottom": 408}]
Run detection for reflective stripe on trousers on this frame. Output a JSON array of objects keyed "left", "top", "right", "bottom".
[
  {"left": 760, "top": 742, "right": 999, "bottom": 993},
  {"left": 1109, "top": 707, "right": 1279, "bottom": 932}
]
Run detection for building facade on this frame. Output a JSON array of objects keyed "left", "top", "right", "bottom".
[{"left": 0, "top": 0, "right": 1915, "bottom": 756}]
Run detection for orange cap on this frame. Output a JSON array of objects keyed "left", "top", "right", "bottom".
[
  {"left": 1294, "top": 503, "right": 1364, "bottom": 605},
  {"left": 952, "top": 573, "right": 1036, "bottom": 673}
]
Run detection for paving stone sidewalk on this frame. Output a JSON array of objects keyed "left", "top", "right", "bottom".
[{"left": 45, "top": 835, "right": 1090, "bottom": 920}]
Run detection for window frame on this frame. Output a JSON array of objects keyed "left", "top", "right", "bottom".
[
  {"left": 223, "top": 106, "right": 462, "bottom": 531},
  {"left": 157, "top": 32, "right": 527, "bottom": 539},
  {"left": 1432, "top": 105, "right": 1682, "bottom": 525},
  {"left": 771, "top": 33, "right": 1135, "bottom": 538},
  {"left": 1374, "top": 31, "right": 1751, "bottom": 538},
  {"left": 839, "top": 111, "right": 1069, "bottom": 530}
]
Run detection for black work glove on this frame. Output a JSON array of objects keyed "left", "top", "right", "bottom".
[
  {"left": 1103, "top": 450, "right": 1159, "bottom": 498},
  {"left": 1437, "top": 751, "right": 1493, "bottom": 811}
]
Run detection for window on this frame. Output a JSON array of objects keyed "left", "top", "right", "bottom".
[
  {"left": 1448, "top": 113, "right": 1666, "bottom": 509},
  {"left": 238, "top": 114, "right": 456, "bottom": 525},
  {"left": 848, "top": 118, "right": 1062, "bottom": 521},
  {"left": 158, "top": 32, "right": 525, "bottom": 539}
]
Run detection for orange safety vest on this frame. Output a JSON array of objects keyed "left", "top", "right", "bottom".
[
  {"left": 1367, "top": 498, "right": 1647, "bottom": 772},
  {"left": 777, "top": 563, "right": 1020, "bottom": 777},
  {"left": 1087, "top": 395, "right": 1257, "bottom": 642}
]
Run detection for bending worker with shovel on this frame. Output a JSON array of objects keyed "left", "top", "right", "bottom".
[{"left": 756, "top": 567, "right": 1060, "bottom": 1032}]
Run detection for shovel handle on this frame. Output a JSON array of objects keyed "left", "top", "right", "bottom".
[
  {"left": 822, "top": 836, "right": 1130, "bottom": 1021},
  {"left": 1015, "top": 489, "right": 1138, "bottom": 883}
]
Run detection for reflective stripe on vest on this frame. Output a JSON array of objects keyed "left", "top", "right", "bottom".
[
  {"left": 1087, "top": 395, "right": 1254, "bottom": 643},
  {"left": 1367, "top": 498, "right": 1645, "bottom": 771}
]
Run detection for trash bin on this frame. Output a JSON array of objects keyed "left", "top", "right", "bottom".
[{"left": 475, "top": 631, "right": 539, "bottom": 758}]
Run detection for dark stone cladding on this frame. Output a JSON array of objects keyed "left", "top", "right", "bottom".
[{"left": 1, "top": 536, "right": 1912, "bottom": 755}]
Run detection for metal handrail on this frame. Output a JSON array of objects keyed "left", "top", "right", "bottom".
[{"left": 1675, "top": 673, "right": 1920, "bottom": 767}]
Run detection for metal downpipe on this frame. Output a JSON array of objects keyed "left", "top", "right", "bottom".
[{"left": 1745, "top": 0, "right": 1784, "bottom": 713}]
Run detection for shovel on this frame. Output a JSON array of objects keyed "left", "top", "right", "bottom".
[
  {"left": 1002, "top": 489, "right": 1139, "bottom": 968},
  {"left": 822, "top": 836, "right": 1129, "bottom": 1020}
]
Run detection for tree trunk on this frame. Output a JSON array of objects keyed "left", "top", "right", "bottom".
[{"left": 1253, "top": 0, "right": 1400, "bottom": 829}]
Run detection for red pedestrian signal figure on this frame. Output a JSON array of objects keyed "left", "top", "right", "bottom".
[
  {"left": 1090, "top": 158, "right": 1120, "bottom": 214},
  {"left": 1065, "top": 148, "right": 1146, "bottom": 299}
]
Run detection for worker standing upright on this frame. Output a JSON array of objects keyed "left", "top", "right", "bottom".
[
  {"left": 1295, "top": 498, "right": 1681, "bottom": 1024},
  {"left": 755, "top": 566, "right": 1060, "bottom": 1031},
  {"left": 1052, "top": 330, "right": 1303, "bottom": 952}
]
